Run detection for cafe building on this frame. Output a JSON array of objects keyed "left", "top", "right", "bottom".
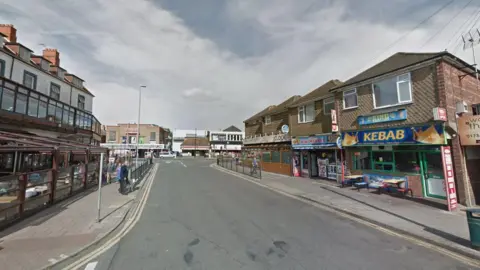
[{"left": 330, "top": 52, "right": 467, "bottom": 210}]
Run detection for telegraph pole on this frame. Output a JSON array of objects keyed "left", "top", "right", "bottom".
[{"left": 462, "top": 29, "right": 480, "bottom": 90}]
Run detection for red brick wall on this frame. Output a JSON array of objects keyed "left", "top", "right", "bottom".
[
  {"left": 438, "top": 60, "right": 480, "bottom": 206},
  {"left": 407, "top": 175, "right": 422, "bottom": 198}
]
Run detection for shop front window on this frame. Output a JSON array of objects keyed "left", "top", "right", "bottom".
[
  {"left": 394, "top": 151, "right": 420, "bottom": 173},
  {"left": 282, "top": 151, "right": 291, "bottom": 164},
  {"left": 262, "top": 152, "right": 271, "bottom": 162},
  {"left": 372, "top": 151, "right": 394, "bottom": 171},
  {"left": 271, "top": 151, "right": 281, "bottom": 163},
  {"left": 353, "top": 151, "right": 372, "bottom": 170}
]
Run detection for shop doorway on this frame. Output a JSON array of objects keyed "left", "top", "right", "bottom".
[
  {"left": 310, "top": 152, "right": 318, "bottom": 177},
  {"left": 420, "top": 152, "right": 447, "bottom": 200}
]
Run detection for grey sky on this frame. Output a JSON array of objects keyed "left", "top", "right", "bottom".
[{"left": 0, "top": 0, "right": 479, "bottom": 130}]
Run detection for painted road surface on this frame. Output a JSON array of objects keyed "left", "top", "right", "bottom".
[{"left": 84, "top": 159, "right": 476, "bottom": 270}]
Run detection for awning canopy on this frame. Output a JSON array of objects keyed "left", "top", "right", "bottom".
[{"left": 0, "top": 131, "right": 107, "bottom": 153}]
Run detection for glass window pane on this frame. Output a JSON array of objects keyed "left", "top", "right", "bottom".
[
  {"left": 323, "top": 98, "right": 335, "bottom": 114},
  {"left": 62, "top": 108, "right": 69, "bottom": 124},
  {"left": 306, "top": 104, "right": 315, "bottom": 121},
  {"left": 353, "top": 151, "right": 372, "bottom": 170},
  {"left": 38, "top": 101, "right": 47, "bottom": 118},
  {"left": 372, "top": 151, "right": 393, "bottom": 163},
  {"left": 262, "top": 152, "right": 271, "bottom": 162},
  {"left": 373, "top": 78, "right": 398, "bottom": 107},
  {"left": 15, "top": 93, "right": 27, "bottom": 114},
  {"left": 48, "top": 101, "right": 56, "bottom": 116},
  {"left": 398, "top": 81, "right": 411, "bottom": 102},
  {"left": 398, "top": 74, "right": 409, "bottom": 82},
  {"left": 68, "top": 111, "right": 74, "bottom": 125},
  {"left": 28, "top": 97, "right": 39, "bottom": 117},
  {"left": 55, "top": 106, "right": 62, "bottom": 123},
  {"left": 271, "top": 151, "right": 281, "bottom": 163},
  {"left": 394, "top": 152, "right": 420, "bottom": 173},
  {"left": 344, "top": 90, "right": 358, "bottom": 108},
  {"left": 1, "top": 88, "right": 14, "bottom": 111},
  {"left": 282, "top": 151, "right": 292, "bottom": 164}
]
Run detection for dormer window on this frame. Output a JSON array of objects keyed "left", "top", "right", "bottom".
[
  {"left": 19, "top": 47, "right": 31, "bottom": 61},
  {"left": 265, "top": 115, "right": 272, "bottom": 125}
]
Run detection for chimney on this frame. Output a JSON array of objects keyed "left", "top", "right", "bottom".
[
  {"left": 43, "top": 48, "right": 60, "bottom": 66},
  {"left": 0, "top": 24, "right": 16, "bottom": 43}
]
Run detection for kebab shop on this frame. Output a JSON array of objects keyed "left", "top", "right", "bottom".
[
  {"left": 341, "top": 124, "right": 456, "bottom": 205},
  {"left": 291, "top": 134, "right": 342, "bottom": 180}
]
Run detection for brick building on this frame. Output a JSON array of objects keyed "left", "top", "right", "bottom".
[
  {"left": 287, "top": 80, "right": 343, "bottom": 179},
  {"left": 332, "top": 51, "right": 480, "bottom": 208},
  {"left": 243, "top": 96, "right": 299, "bottom": 175},
  {"left": 102, "top": 123, "right": 171, "bottom": 157}
]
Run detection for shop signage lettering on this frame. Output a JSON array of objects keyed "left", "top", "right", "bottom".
[
  {"left": 458, "top": 115, "right": 480, "bottom": 145},
  {"left": 341, "top": 124, "right": 446, "bottom": 146},
  {"left": 292, "top": 135, "right": 338, "bottom": 149},
  {"left": 357, "top": 109, "right": 407, "bottom": 125},
  {"left": 243, "top": 133, "right": 291, "bottom": 145},
  {"left": 441, "top": 146, "right": 457, "bottom": 211}
]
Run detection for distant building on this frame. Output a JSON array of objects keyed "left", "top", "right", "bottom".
[
  {"left": 101, "top": 123, "right": 171, "bottom": 157},
  {"left": 209, "top": 126, "right": 244, "bottom": 156},
  {"left": 172, "top": 129, "right": 208, "bottom": 153}
]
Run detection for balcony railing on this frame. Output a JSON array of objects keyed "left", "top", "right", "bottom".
[{"left": 0, "top": 77, "right": 101, "bottom": 135}]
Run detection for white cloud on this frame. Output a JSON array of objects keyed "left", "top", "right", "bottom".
[{"left": 0, "top": 0, "right": 478, "bottom": 130}]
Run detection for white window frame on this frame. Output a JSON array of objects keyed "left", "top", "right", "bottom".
[
  {"left": 323, "top": 97, "right": 335, "bottom": 115},
  {"left": 50, "top": 83, "right": 61, "bottom": 100},
  {"left": 343, "top": 89, "right": 358, "bottom": 109},
  {"left": 23, "top": 71, "right": 37, "bottom": 90},
  {"left": 265, "top": 115, "right": 272, "bottom": 125},
  {"left": 372, "top": 73, "right": 413, "bottom": 109},
  {"left": 298, "top": 103, "right": 315, "bottom": 123}
]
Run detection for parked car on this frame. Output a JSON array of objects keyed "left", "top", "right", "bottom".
[{"left": 159, "top": 151, "right": 176, "bottom": 158}]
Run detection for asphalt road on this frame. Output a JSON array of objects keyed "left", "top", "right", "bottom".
[{"left": 87, "top": 159, "right": 476, "bottom": 270}]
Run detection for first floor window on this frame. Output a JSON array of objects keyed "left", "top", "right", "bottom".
[
  {"left": 298, "top": 103, "right": 315, "bottom": 123},
  {"left": 15, "top": 93, "right": 27, "bottom": 114},
  {"left": 323, "top": 97, "right": 335, "bottom": 115},
  {"left": 50, "top": 83, "right": 61, "bottom": 100},
  {"left": 150, "top": 132, "right": 156, "bottom": 141},
  {"left": 38, "top": 100, "right": 47, "bottom": 118},
  {"left": 23, "top": 71, "right": 37, "bottom": 90},
  {"left": 343, "top": 89, "right": 358, "bottom": 109},
  {"left": 109, "top": 131, "right": 117, "bottom": 141},
  {"left": 372, "top": 73, "right": 412, "bottom": 108},
  {"left": 0, "top": 59, "right": 5, "bottom": 77},
  {"left": 1, "top": 87, "right": 14, "bottom": 111},
  {"left": 28, "top": 95, "right": 39, "bottom": 117},
  {"left": 265, "top": 115, "right": 271, "bottom": 125},
  {"left": 78, "top": 94, "right": 85, "bottom": 109}
]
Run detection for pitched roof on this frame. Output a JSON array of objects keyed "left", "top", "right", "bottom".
[
  {"left": 244, "top": 105, "right": 275, "bottom": 123},
  {"left": 288, "top": 80, "right": 342, "bottom": 107},
  {"left": 331, "top": 52, "right": 444, "bottom": 91},
  {"left": 223, "top": 125, "right": 241, "bottom": 132},
  {"left": 263, "top": 95, "right": 301, "bottom": 116}
]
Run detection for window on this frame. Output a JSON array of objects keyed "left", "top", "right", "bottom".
[
  {"left": 50, "top": 83, "right": 60, "bottom": 100},
  {"left": 394, "top": 152, "right": 420, "bottom": 173},
  {"left": 15, "top": 87, "right": 28, "bottom": 114},
  {"left": 0, "top": 59, "right": 5, "bottom": 77},
  {"left": 323, "top": 97, "right": 335, "bottom": 115},
  {"left": 78, "top": 94, "right": 85, "bottom": 109},
  {"left": 38, "top": 96, "right": 47, "bottom": 118},
  {"left": 271, "top": 151, "right": 281, "bottom": 163},
  {"left": 265, "top": 115, "right": 271, "bottom": 125},
  {"left": 372, "top": 73, "right": 412, "bottom": 108},
  {"left": 352, "top": 151, "right": 372, "bottom": 170},
  {"left": 68, "top": 108, "right": 75, "bottom": 125},
  {"left": 343, "top": 89, "right": 358, "bottom": 109},
  {"left": 48, "top": 100, "right": 56, "bottom": 116},
  {"left": 28, "top": 93, "right": 39, "bottom": 117},
  {"left": 55, "top": 104, "right": 63, "bottom": 123},
  {"left": 108, "top": 131, "right": 117, "bottom": 142},
  {"left": 1, "top": 85, "right": 14, "bottom": 111},
  {"left": 262, "top": 152, "right": 271, "bottom": 162},
  {"left": 372, "top": 151, "right": 394, "bottom": 171},
  {"left": 150, "top": 132, "right": 156, "bottom": 141},
  {"left": 62, "top": 106, "right": 69, "bottom": 124},
  {"left": 298, "top": 103, "right": 315, "bottom": 123},
  {"left": 23, "top": 71, "right": 37, "bottom": 90},
  {"left": 282, "top": 151, "right": 291, "bottom": 164}
]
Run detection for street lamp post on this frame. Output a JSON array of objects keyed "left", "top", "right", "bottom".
[{"left": 135, "top": 85, "right": 146, "bottom": 168}]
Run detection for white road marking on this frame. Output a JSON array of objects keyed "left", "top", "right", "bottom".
[
  {"left": 178, "top": 161, "right": 187, "bottom": 167},
  {"left": 84, "top": 261, "right": 98, "bottom": 270},
  {"left": 48, "top": 258, "right": 58, "bottom": 264}
]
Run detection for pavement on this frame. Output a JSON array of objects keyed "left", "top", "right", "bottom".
[
  {"left": 82, "top": 159, "right": 476, "bottom": 270},
  {"left": 0, "top": 166, "right": 152, "bottom": 270}
]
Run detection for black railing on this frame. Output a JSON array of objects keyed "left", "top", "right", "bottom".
[
  {"left": 0, "top": 77, "right": 101, "bottom": 134},
  {"left": 129, "top": 160, "right": 151, "bottom": 187},
  {"left": 217, "top": 156, "right": 262, "bottom": 179}
]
